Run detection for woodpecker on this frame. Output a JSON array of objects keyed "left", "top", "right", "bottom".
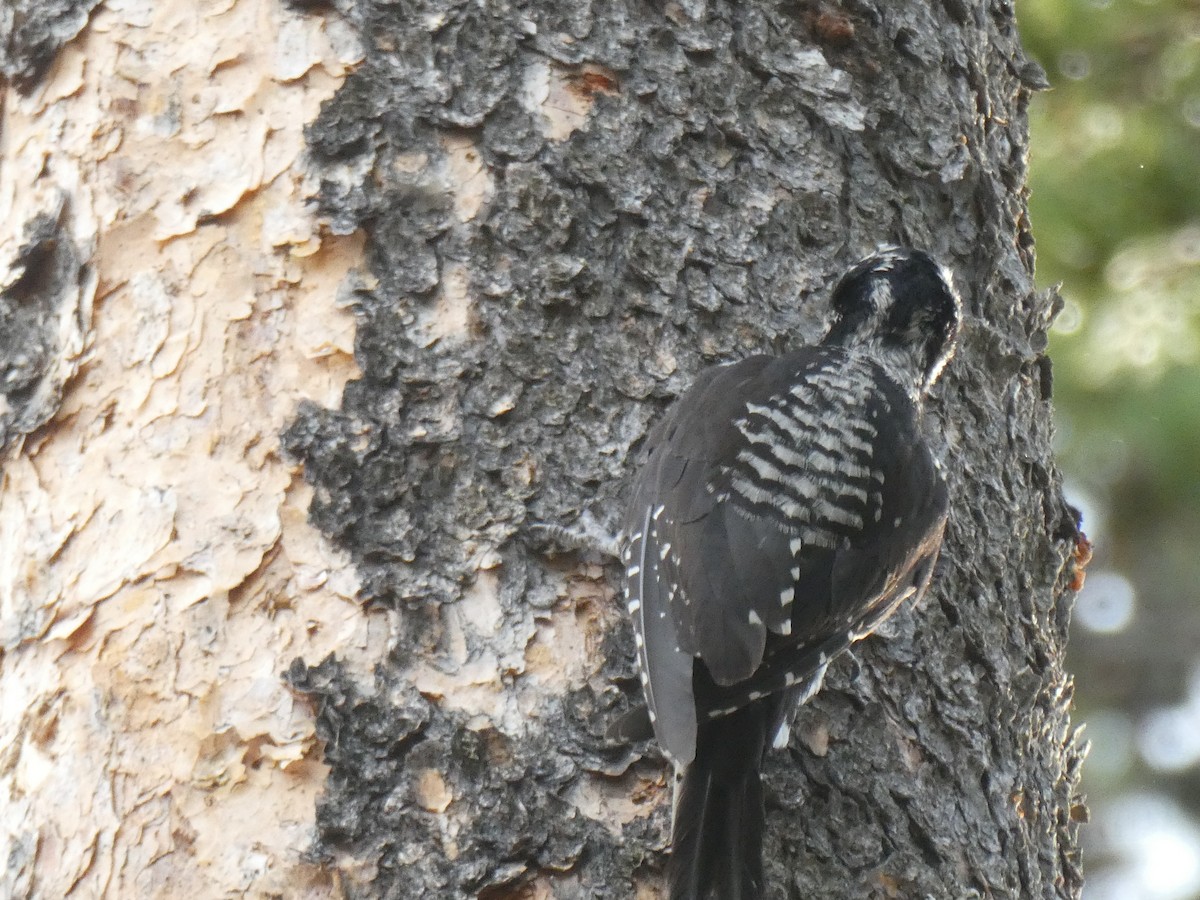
[{"left": 615, "top": 248, "right": 961, "bottom": 900}]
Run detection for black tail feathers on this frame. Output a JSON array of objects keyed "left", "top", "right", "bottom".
[{"left": 667, "top": 698, "right": 780, "bottom": 900}]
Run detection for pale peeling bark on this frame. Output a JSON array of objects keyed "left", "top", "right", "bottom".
[{"left": 0, "top": 2, "right": 377, "bottom": 897}]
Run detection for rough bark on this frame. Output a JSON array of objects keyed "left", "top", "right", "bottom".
[
  {"left": 1, "top": 1, "right": 1086, "bottom": 898},
  {"left": 281, "top": 1, "right": 1085, "bottom": 898}
]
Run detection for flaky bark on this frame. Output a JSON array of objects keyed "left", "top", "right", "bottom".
[
  {"left": 1, "top": 2, "right": 370, "bottom": 897},
  {"left": 1, "top": 1, "right": 1085, "bottom": 898}
]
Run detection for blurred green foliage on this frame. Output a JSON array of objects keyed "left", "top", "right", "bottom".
[
  {"left": 1021, "top": 0, "right": 1200, "bottom": 512},
  {"left": 1019, "top": 4, "right": 1200, "bottom": 891},
  {"left": 1020, "top": 0, "right": 1200, "bottom": 885}
]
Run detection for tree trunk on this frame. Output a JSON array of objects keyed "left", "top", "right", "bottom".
[
  {"left": 1, "top": 1, "right": 1086, "bottom": 898},
  {"left": 1, "top": 2, "right": 370, "bottom": 897}
]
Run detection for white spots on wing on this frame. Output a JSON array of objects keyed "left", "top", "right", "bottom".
[
  {"left": 811, "top": 496, "right": 865, "bottom": 529},
  {"left": 739, "top": 414, "right": 847, "bottom": 478},
  {"left": 634, "top": 632, "right": 643, "bottom": 648},
  {"left": 653, "top": 504, "right": 665, "bottom": 520},
  {"left": 743, "top": 399, "right": 815, "bottom": 444},
  {"left": 784, "top": 672, "right": 797, "bottom": 686},
  {"left": 731, "top": 367, "right": 885, "bottom": 537},
  {"left": 733, "top": 454, "right": 810, "bottom": 496},
  {"left": 796, "top": 662, "right": 830, "bottom": 704},
  {"left": 779, "top": 620, "right": 792, "bottom": 636},
  {"left": 659, "top": 542, "right": 672, "bottom": 560},
  {"left": 749, "top": 691, "right": 764, "bottom": 701},
  {"left": 648, "top": 709, "right": 657, "bottom": 723},
  {"left": 806, "top": 530, "right": 840, "bottom": 550},
  {"left": 782, "top": 518, "right": 840, "bottom": 554},
  {"left": 748, "top": 610, "right": 763, "bottom": 626},
  {"left": 893, "top": 516, "right": 903, "bottom": 528},
  {"left": 759, "top": 474, "right": 862, "bottom": 531},
  {"left": 627, "top": 598, "right": 641, "bottom": 613},
  {"left": 779, "top": 587, "right": 795, "bottom": 608},
  {"left": 627, "top": 565, "right": 641, "bottom": 577},
  {"left": 803, "top": 450, "right": 871, "bottom": 483},
  {"left": 772, "top": 723, "right": 791, "bottom": 749},
  {"left": 790, "top": 566, "right": 800, "bottom": 580},
  {"left": 787, "top": 366, "right": 878, "bottom": 444}
]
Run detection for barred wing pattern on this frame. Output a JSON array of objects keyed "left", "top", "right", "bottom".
[{"left": 622, "top": 349, "right": 948, "bottom": 764}]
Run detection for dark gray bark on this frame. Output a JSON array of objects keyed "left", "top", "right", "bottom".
[
  {"left": 0, "top": 0, "right": 102, "bottom": 92},
  {"left": 281, "top": 1, "right": 1085, "bottom": 897},
  {"left": 0, "top": 201, "right": 87, "bottom": 455},
  {"left": 0, "top": 1, "right": 98, "bottom": 454}
]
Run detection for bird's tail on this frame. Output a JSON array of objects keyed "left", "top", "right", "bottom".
[{"left": 668, "top": 697, "right": 780, "bottom": 900}]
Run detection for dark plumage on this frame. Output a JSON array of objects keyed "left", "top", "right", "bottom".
[{"left": 616, "top": 248, "right": 961, "bottom": 899}]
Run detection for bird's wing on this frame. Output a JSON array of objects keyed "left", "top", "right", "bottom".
[{"left": 624, "top": 350, "right": 948, "bottom": 758}]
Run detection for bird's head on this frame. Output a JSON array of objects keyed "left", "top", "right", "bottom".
[{"left": 825, "top": 247, "right": 963, "bottom": 395}]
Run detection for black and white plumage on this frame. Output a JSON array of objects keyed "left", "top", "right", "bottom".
[{"left": 615, "top": 247, "right": 961, "bottom": 900}]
